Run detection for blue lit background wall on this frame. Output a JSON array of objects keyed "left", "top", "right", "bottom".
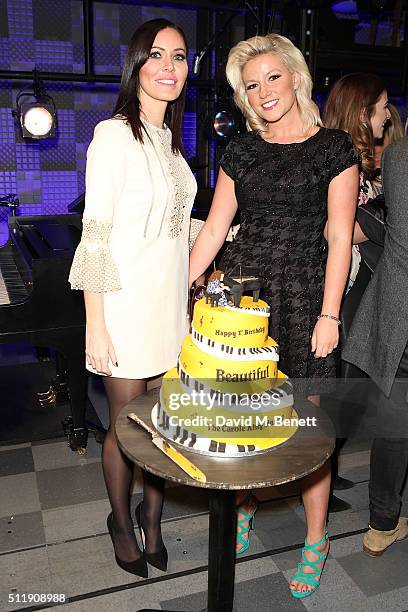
[{"left": 0, "top": 0, "right": 197, "bottom": 245}]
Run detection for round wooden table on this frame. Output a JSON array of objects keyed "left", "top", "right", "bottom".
[{"left": 116, "top": 388, "right": 334, "bottom": 612}]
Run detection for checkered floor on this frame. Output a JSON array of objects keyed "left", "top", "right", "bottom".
[{"left": 1, "top": 433, "right": 408, "bottom": 612}]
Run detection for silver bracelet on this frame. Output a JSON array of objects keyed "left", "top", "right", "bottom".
[{"left": 317, "top": 314, "right": 341, "bottom": 325}]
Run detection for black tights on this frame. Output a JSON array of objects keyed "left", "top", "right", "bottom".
[{"left": 102, "top": 376, "right": 165, "bottom": 561}]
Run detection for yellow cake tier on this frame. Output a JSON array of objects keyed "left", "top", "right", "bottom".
[
  {"left": 192, "top": 296, "right": 269, "bottom": 348},
  {"left": 179, "top": 334, "right": 278, "bottom": 394},
  {"left": 160, "top": 369, "right": 297, "bottom": 450},
  {"left": 177, "top": 367, "right": 293, "bottom": 413}
]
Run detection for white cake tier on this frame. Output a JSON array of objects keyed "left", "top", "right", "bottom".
[{"left": 191, "top": 324, "right": 279, "bottom": 361}]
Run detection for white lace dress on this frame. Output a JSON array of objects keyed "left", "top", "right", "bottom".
[{"left": 69, "top": 118, "right": 197, "bottom": 378}]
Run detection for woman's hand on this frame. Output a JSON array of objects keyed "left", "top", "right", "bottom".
[
  {"left": 189, "top": 273, "right": 206, "bottom": 290},
  {"left": 86, "top": 326, "right": 117, "bottom": 375},
  {"left": 311, "top": 318, "right": 339, "bottom": 358},
  {"left": 194, "top": 273, "right": 206, "bottom": 287}
]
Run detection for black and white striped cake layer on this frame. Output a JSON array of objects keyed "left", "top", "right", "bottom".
[
  {"left": 175, "top": 362, "right": 294, "bottom": 412},
  {"left": 151, "top": 402, "right": 279, "bottom": 457},
  {"left": 191, "top": 325, "right": 279, "bottom": 361}
]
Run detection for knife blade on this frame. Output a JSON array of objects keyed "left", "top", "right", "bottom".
[{"left": 127, "top": 412, "right": 207, "bottom": 483}]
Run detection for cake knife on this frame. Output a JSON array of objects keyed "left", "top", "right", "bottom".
[{"left": 127, "top": 412, "right": 207, "bottom": 483}]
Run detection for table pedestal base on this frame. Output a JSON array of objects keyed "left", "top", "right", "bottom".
[
  {"left": 138, "top": 489, "right": 237, "bottom": 612},
  {"left": 207, "top": 489, "right": 236, "bottom": 612}
]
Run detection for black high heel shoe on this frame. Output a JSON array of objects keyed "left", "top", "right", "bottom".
[
  {"left": 107, "top": 513, "right": 148, "bottom": 578},
  {"left": 135, "top": 502, "right": 168, "bottom": 572}
]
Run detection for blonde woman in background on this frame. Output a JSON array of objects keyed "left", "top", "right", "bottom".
[{"left": 189, "top": 34, "right": 358, "bottom": 598}]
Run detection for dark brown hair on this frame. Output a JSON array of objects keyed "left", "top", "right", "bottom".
[
  {"left": 323, "top": 73, "right": 387, "bottom": 180},
  {"left": 113, "top": 19, "right": 188, "bottom": 155}
]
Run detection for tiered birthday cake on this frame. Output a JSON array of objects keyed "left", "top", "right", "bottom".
[{"left": 152, "top": 279, "right": 298, "bottom": 457}]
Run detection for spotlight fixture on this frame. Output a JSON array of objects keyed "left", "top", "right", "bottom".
[{"left": 14, "top": 69, "right": 57, "bottom": 139}]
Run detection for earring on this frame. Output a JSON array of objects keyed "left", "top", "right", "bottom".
[{"left": 294, "top": 85, "right": 298, "bottom": 92}]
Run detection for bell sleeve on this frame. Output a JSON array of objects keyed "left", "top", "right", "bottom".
[{"left": 69, "top": 120, "right": 125, "bottom": 292}]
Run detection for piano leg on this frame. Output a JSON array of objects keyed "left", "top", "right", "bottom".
[
  {"left": 54, "top": 351, "right": 70, "bottom": 402},
  {"left": 30, "top": 328, "right": 89, "bottom": 453},
  {"left": 57, "top": 330, "right": 89, "bottom": 453}
]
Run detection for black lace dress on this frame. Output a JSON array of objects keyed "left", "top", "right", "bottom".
[{"left": 219, "top": 128, "right": 358, "bottom": 388}]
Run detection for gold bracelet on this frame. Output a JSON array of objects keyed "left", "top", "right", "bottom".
[{"left": 317, "top": 314, "right": 341, "bottom": 325}]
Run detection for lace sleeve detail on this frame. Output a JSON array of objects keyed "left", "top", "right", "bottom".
[{"left": 69, "top": 218, "right": 121, "bottom": 292}]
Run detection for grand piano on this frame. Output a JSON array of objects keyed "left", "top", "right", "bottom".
[
  {"left": 0, "top": 213, "right": 88, "bottom": 451},
  {"left": 0, "top": 189, "right": 215, "bottom": 452}
]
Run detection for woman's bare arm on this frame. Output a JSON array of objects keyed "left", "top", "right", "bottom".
[
  {"left": 312, "top": 164, "right": 359, "bottom": 357},
  {"left": 324, "top": 219, "right": 368, "bottom": 244}
]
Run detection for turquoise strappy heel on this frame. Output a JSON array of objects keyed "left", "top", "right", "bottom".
[
  {"left": 236, "top": 495, "right": 258, "bottom": 556},
  {"left": 290, "top": 532, "right": 329, "bottom": 599}
]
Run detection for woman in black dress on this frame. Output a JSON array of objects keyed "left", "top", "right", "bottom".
[{"left": 189, "top": 34, "right": 358, "bottom": 598}]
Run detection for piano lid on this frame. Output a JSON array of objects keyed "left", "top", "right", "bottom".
[
  {"left": 68, "top": 193, "right": 85, "bottom": 214},
  {"left": 11, "top": 218, "right": 81, "bottom": 259}
]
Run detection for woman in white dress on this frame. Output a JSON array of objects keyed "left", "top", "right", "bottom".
[{"left": 69, "top": 19, "right": 196, "bottom": 577}]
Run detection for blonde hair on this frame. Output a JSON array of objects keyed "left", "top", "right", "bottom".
[{"left": 226, "top": 34, "right": 322, "bottom": 134}]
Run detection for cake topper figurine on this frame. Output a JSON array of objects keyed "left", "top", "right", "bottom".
[
  {"left": 205, "top": 268, "right": 261, "bottom": 308},
  {"left": 205, "top": 279, "right": 229, "bottom": 307}
]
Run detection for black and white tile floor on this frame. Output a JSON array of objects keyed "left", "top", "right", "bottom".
[{"left": 1, "top": 435, "right": 408, "bottom": 612}]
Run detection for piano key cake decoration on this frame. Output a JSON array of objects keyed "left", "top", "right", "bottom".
[{"left": 151, "top": 273, "right": 299, "bottom": 457}]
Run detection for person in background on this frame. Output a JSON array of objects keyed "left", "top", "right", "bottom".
[
  {"left": 323, "top": 73, "right": 391, "bottom": 493},
  {"left": 351, "top": 102, "right": 404, "bottom": 287},
  {"left": 69, "top": 19, "right": 196, "bottom": 577},
  {"left": 323, "top": 74, "right": 393, "bottom": 367},
  {"left": 343, "top": 136, "right": 408, "bottom": 557},
  {"left": 189, "top": 33, "right": 358, "bottom": 598},
  {"left": 324, "top": 73, "right": 389, "bottom": 218},
  {"left": 324, "top": 79, "right": 405, "bottom": 333},
  {"left": 373, "top": 103, "right": 405, "bottom": 177}
]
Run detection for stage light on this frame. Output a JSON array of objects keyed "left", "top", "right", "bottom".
[
  {"left": 14, "top": 69, "right": 57, "bottom": 139},
  {"left": 213, "top": 110, "right": 236, "bottom": 139},
  {"left": 20, "top": 103, "right": 55, "bottom": 138},
  {"left": 207, "top": 98, "right": 245, "bottom": 144}
]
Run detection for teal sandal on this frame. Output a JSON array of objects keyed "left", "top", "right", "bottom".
[
  {"left": 236, "top": 495, "right": 258, "bottom": 556},
  {"left": 290, "top": 532, "right": 329, "bottom": 599}
]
